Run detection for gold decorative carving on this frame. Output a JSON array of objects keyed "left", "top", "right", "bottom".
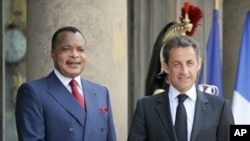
[{"left": 6, "top": 0, "right": 26, "bottom": 31}]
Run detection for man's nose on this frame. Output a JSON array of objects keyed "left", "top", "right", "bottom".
[
  {"left": 181, "top": 65, "right": 189, "bottom": 74},
  {"left": 71, "top": 49, "right": 79, "bottom": 58}
]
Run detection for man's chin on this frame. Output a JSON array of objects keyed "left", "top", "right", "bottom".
[
  {"left": 176, "top": 85, "right": 191, "bottom": 93},
  {"left": 65, "top": 71, "right": 82, "bottom": 78}
]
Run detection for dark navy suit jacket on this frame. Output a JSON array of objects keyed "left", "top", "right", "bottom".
[
  {"left": 15, "top": 71, "right": 116, "bottom": 141},
  {"left": 128, "top": 88, "right": 234, "bottom": 141}
]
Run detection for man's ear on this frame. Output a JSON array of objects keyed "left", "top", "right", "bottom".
[
  {"left": 197, "top": 57, "right": 202, "bottom": 71},
  {"left": 162, "top": 62, "right": 169, "bottom": 74},
  {"left": 50, "top": 49, "right": 55, "bottom": 58}
]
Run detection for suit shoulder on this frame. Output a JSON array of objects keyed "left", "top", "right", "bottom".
[
  {"left": 139, "top": 93, "right": 166, "bottom": 103},
  {"left": 204, "top": 93, "right": 225, "bottom": 101},
  {"left": 21, "top": 77, "right": 47, "bottom": 87},
  {"left": 83, "top": 79, "right": 107, "bottom": 88},
  {"left": 203, "top": 93, "right": 231, "bottom": 107}
]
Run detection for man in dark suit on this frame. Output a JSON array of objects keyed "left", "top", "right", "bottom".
[
  {"left": 15, "top": 26, "right": 117, "bottom": 141},
  {"left": 128, "top": 35, "right": 234, "bottom": 141}
]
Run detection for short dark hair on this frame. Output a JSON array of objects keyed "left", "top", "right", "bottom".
[
  {"left": 51, "top": 26, "right": 85, "bottom": 49},
  {"left": 162, "top": 35, "right": 200, "bottom": 64}
]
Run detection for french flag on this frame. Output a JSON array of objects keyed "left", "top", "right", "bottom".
[{"left": 232, "top": 11, "right": 250, "bottom": 124}]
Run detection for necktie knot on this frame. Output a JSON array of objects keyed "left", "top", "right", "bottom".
[
  {"left": 70, "top": 79, "right": 78, "bottom": 87},
  {"left": 178, "top": 94, "right": 188, "bottom": 103}
]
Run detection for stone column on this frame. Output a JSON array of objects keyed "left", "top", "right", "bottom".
[
  {"left": 0, "top": 0, "right": 4, "bottom": 140},
  {"left": 27, "top": 0, "right": 127, "bottom": 140}
]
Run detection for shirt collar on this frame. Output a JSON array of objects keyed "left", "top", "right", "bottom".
[
  {"left": 169, "top": 84, "right": 197, "bottom": 102},
  {"left": 53, "top": 68, "right": 82, "bottom": 88}
]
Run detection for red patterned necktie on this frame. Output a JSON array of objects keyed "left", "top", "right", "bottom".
[{"left": 69, "top": 79, "right": 85, "bottom": 109}]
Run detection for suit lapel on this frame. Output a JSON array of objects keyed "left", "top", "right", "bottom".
[
  {"left": 46, "top": 72, "right": 85, "bottom": 127},
  {"left": 190, "top": 91, "right": 209, "bottom": 141},
  {"left": 156, "top": 92, "right": 177, "bottom": 141},
  {"left": 82, "top": 79, "right": 99, "bottom": 141}
]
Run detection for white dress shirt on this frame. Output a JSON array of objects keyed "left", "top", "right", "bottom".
[
  {"left": 168, "top": 84, "right": 197, "bottom": 141},
  {"left": 53, "top": 69, "right": 83, "bottom": 96}
]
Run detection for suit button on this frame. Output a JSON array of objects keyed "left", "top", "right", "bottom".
[{"left": 68, "top": 128, "right": 74, "bottom": 133}]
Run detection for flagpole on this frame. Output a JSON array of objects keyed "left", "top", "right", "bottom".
[
  {"left": 203, "top": 0, "right": 206, "bottom": 84},
  {"left": 215, "top": 0, "right": 219, "bottom": 10}
]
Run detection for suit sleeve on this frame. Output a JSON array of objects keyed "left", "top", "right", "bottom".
[
  {"left": 15, "top": 83, "right": 45, "bottom": 141},
  {"left": 217, "top": 99, "right": 234, "bottom": 141},
  {"left": 106, "top": 87, "right": 117, "bottom": 141},
  {"left": 128, "top": 99, "right": 147, "bottom": 141}
]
